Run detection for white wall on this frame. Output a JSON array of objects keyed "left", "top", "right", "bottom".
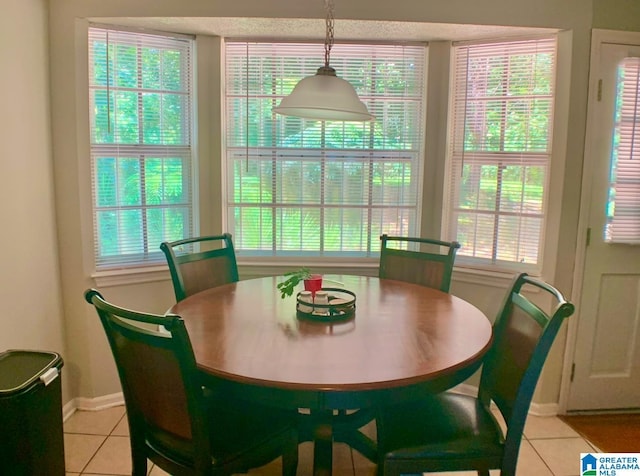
[{"left": 0, "top": 0, "right": 68, "bottom": 400}]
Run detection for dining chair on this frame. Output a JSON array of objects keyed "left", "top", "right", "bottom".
[
  {"left": 84, "top": 289, "right": 299, "bottom": 476},
  {"left": 375, "top": 273, "right": 575, "bottom": 476},
  {"left": 379, "top": 234, "right": 461, "bottom": 292},
  {"left": 160, "top": 233, "right": 239, "bottom": 302}
]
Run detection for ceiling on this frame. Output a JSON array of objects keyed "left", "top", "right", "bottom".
[{"left": 91, "top": 17, "right": 559, "bottom": 42}]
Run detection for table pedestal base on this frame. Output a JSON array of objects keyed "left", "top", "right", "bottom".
[{"left": 299, "top": 409, "right": 377, "bottom": 476}]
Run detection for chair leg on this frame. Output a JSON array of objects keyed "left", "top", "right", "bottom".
[
  {"left": 282, "top": 430, "right": 299, "bottom": 476},
  {"left": 477, "top": 470, "right": 490, "bottom": 476},
  {"left": 131, "top": 450, "right": 147, "bottom": 476},
  {"left": 129, "top": 424, "right": 148, "bottom": 476}
]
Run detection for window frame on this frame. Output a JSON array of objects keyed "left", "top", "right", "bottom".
[
  {"left": 605, "top": 56, "right": 640, "bottom": 244},
  {"left": 443, "top": 36, "right": 559, "bottom": 274},
  {"left": 223, "top": 40, "right": 428, "bottom": 262},
  {"left": 87, "top": 25, "right": 197, "bottom": 271}
]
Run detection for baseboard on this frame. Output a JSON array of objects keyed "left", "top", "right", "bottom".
[
  {"left": 529, "top": 401, "right": 560, "bottom": 417},
  {"left": 451, "top": 383, "right": 479, "bottom": 397},
  {"left": 62, "top": 392, "right": 125, "bottom": 422}
]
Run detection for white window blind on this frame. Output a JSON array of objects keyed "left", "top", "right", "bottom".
[
  {"left": 606, "top": 57, "right": 640, "bottom": 243},
  {"left": 88, "top": 27, "right": 194, "bottom": 269},
  {"left": 445, "top": 37, "right": 557, "bottom": 270},
  {"left": 225, "top": 41, "right": 426, "bottom": 257}
]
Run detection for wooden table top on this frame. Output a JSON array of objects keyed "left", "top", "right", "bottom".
[{"left": 169, "top": 275, "right": 492, "bottom": 396}]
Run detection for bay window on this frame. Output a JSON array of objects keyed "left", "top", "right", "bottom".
[{"left": 87, "top": 27, "right": 561, "bottom": 274}]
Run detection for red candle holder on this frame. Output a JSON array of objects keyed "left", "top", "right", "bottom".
[{"left": 303, "top": 274, "right": 323, "bottom": 298}]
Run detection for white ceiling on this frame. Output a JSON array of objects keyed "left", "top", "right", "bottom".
[{"left": 91, "top": 17, "right": 558, "bottom": 42}]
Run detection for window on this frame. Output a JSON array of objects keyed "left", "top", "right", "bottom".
[
  {"left": 606, "top": 57, "right": 640, "bottom": 243},
  {"left": 445, "top": 37, "right": 557, "bottom": 271},
  {"left": 88, "top": 27, "right": 194, "bottom": 269},
  {"left": 225, "top": 42, "right": 426, "bottom": 258}
]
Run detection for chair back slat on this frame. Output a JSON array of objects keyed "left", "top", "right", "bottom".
[
  {"left": 478, "top": 273, "right": 575, "bottom": 474},
  {"left": 483, "top": 303, "right": 544, "bottom": 419},
  {"left": 379, "top": 234, "right": 460, "bottom": 292},
  {"left": 84, "top": 290, "right": 209, "bottom": 467},
  {"left": 178, "top": 253, "right": 237, "bottom": 298},
  {"left": 161, "top": 233, "right": 239, "bottom": 302},
  {"left": 112, "top": 333, "right": 192, "bottom": 440},
  {"left": 381, "top": 252, "right": 447, "bottom": 290}
]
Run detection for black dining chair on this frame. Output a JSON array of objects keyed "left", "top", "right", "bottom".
[
  {"left": 379, "top": 234, "right": 461, "bottom": 292},
  {"left": 84, "top": 289, "right": 299, "bottom": 476},
  {"left": 375, "top": 273, "right": 575, "bottom": 476},
  {"left": 160, "top": 233, "right": 239, "bottom": 302}
]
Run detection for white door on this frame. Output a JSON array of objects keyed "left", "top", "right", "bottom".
[{"left": 568, "top": 41, "right": 640, "bottom": 411}]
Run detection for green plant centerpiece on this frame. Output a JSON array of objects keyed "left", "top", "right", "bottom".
[{"left": 277, "top": 268, "right": 315, "bottom": 299}]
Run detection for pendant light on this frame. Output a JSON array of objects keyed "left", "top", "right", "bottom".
[{"left": 273, "top": 0, "right": 375, "bottom": 122}]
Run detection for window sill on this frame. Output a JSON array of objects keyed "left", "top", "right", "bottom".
[
  {"left": 451, "top": 265, "right": 522, "bottom": 289},
  {"left": 91, "top": 265, "right": 170, "bottom": 288},
  {"left": 90, "top": 261, "right": 526, "bottom": 290}
]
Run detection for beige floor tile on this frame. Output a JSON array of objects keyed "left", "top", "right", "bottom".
[
  {"left": 529, "top": 437, "right": 596, "bottom": 476},
  {"left": 293, "top": 441, "right": 317, "bottom": 476},
  {"left": 64, "top": 405, "right": 126, "bottom": 435},
  {"left": 352, "top": 449, "right": 376, "bottom": 475},
  {"left": 278, "top": 441, "right": 358, "bottom": 476},
  {"left": 332, "top": 442, "right": 357, "bottom": 474},
  {"left": 359, "top": 418, "right": 377, "bottom": 440},
  {"left": 66, "top": 473, "right": 80, "bottom": 476},
  {"left": 83, "top": 435, "right": 132, "bottom": 475},
  {"left": 515, "top": 440, "right": 553, "bottom": 476},
  {"left": 149, "top": 464, "right": 171, "bottom": 475},
  {"left": 524, "top": 415, "right": 580, "bottom": 439},
  {"left": 352, "top": 416, "right": 377, "bottom": 473},
  {"left": 63, "top": 433, "right": 106, "bottom": 473},
  {"left": 112, "top": 414, "right": 129, "bottom": 436}
]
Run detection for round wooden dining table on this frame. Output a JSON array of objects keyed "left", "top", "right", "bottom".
[{"left": 169, "top": 274, "right": 493, "bottom": 476}]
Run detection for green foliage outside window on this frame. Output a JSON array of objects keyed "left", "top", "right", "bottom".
[
  {"left": 89, "top": 28, "right": 193, "bottom": 267},
  {"left": 451, "top": 39, "right": 555, "bottom": 266},
  {"left": 226, "top": 42, "right": 425, "bottom": 256}
]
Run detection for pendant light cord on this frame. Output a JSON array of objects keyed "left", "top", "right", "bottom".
[{"left": 324, "top": 0, "right": 335, "bottom": 68}]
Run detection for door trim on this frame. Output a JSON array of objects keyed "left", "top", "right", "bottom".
[{"left": 559, "top": 29, "right": 640, "bottom": 413}]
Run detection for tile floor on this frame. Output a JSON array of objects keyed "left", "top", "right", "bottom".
[{"left": 63, "top": 405, "right": 599, "bottom": 475}]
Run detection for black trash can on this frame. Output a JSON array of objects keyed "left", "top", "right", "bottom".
[{"left": 0, "top": 350, "right": 65, "bottom": 476}]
